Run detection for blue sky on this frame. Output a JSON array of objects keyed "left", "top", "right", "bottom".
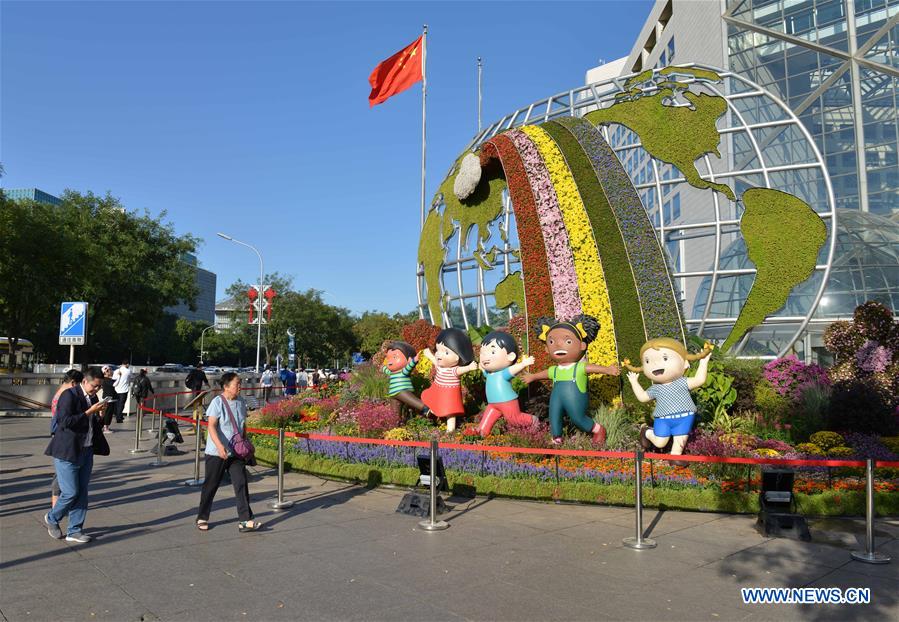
[{"left": 2, "top": 0, "right": 652, "bottom": 315}]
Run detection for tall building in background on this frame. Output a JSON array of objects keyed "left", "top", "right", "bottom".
[
  {"left": 165, "top": 253, "right": 217, "bottom": 324},
  {"left": 612, "top": 0, "right": 898, "bottom": 218},
  {"left": 583, "top": 0, "right": 898, "bottom": 359},
  {"left": 4, "top": 187, "right": 62, "bottom": 206}
]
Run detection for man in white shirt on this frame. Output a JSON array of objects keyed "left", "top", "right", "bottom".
[
  {"left": 260, "top": 366, "right": 274, "bottom": 403},
  {"left": 111, "top": 359, "right": 132, "bottom": 423}
]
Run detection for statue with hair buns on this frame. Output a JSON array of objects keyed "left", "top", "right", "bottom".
[
  {"left": 623, "top": 339, "right": 713, "bottom": 461},
  {"left": 521, "top": 314, "right": 619, "bottom": 446}
]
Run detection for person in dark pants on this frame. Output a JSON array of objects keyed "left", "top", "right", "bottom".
[
  {"left": 196, "top": 372, "right": 261, "bottom": 532},
  {"left": 100, "top": 366, "right": 116, "bottom": 433},
  {"left": 133, "top": 368, "right": 154, "bottom": 407},
  {"left": 44, "top": 367, "right": 110, "bottom": 543},
  {"left": 185, "top": 365, "right": 209, "bottom": 396},
  {"left": 111, "top": 359, "right": 131, "bottom": 423}
]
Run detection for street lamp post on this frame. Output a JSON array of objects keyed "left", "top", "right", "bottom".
[
  {"left": 217, "top": 232, "right": 264, "bottom": 373},
  {"left": 199, "top": 325, "right": 215, "bottom": 365}
]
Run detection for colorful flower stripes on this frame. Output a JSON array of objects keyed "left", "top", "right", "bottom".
[
  {"left": 505, "top": 129, "right": 583, "bottom": 320},
  {"left": 556, "top": 117, "right": 685, "bottom": 343},
  {"left": 540, "top": 120, "right": 646, "bottom": 378},
  {"left": 480, "top": 136, "right": 555, "bottom": 371},
  {"left": 518, "top": 125, "right": 618, "bottom": 372}
]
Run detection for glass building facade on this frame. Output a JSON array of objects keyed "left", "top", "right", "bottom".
[{"left": 725, "top": 0, "right": 899, "bottom": 218}]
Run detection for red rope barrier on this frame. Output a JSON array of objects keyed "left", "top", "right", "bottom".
[{"left": 141, "top": 392, "right": 899, "bottom": 470}]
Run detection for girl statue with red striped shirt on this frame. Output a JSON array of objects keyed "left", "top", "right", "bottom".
[{"left": 421, "top": 328, "right": 477, "bottom": 433}]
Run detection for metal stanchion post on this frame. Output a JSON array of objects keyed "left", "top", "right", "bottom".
[
  {"left": 175, "top": 393, "right": 180, "bottom": 414},
  {"left": 129, "top": 406, "right": 148, "bottom": 454},
  {"left": 850, "top": 458, "right": 890, "bottom": 564},
  {"left": 147, "top": 397, "right": 158, "bottom": 435},
  {"left": 183, "top": 407, "right": 205, "bottom": 486},
  {"left": 418, "top": 439, "right": 449, "bottom": 531},
  {"left": 623, "top": 449, "right": 656, "bottom": 550},
  {"left": 149, "top": 411, "right": 167, "bottom": 467},
  {"left": 269, "top": 428, "right": 294, "bottom": 510}
]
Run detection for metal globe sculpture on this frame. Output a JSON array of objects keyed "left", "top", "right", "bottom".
[{"left": 417, "top": 64, "right": 835, "bottom": 364}]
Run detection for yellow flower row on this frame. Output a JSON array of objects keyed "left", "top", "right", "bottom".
[{"left": 520, "top": 125, "right": 618, "bottom": 369}]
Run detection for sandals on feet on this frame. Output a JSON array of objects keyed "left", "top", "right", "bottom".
[
  {"left": 238, "top": 520, "right": 263, "bottom": 533},
  {"left": 196, "top": 520, "right": 209, "bottom": 531}
]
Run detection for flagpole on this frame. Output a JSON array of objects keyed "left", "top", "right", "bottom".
[
  {"left": 420, "top": 24, "right": 428, "bottom": 231},
  {"left": 477, "top": 56, "right": 482, "bottom": 132}
]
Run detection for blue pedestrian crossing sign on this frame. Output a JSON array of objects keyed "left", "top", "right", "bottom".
[{"left": 59, "top": 302, "right": 88, "bottom": 346}]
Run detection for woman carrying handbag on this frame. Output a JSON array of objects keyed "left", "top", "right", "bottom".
[{"left": 196, "top": 372, "right": 262, "bottom": 532}]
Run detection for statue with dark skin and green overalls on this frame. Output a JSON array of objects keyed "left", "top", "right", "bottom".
[{"left": 521, "top": 315, "right": 619, "bottom": 446}]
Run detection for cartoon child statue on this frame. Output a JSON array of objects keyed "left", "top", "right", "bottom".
[
  {"left": 521, "top": 315, "right": 619, "bottom": 445},
  {"left": 382, "top": 341, "right": 430, "bottom": 417},
  {"left": 623, "top": 338, "right": 713, "bottom": 459},
  {"left": 477, "top": 331, "right": 538, "bottom": 437},
  {"left": 421, "top": 328, "right": 477, "bottom": 433}
]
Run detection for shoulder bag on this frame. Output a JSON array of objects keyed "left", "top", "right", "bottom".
[{"left": 219, "top": 396, "right": 255, "bottom": 461}]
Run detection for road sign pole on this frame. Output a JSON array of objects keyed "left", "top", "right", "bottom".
[{"left": 69, "top": 345, "right": 74, "bottom": 369}]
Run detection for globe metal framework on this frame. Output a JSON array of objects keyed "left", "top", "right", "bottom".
[{"left": 417, "top": 63, "right": 837, "bottom": 357}]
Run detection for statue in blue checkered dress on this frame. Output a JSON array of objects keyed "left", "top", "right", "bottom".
[{"left": 623, "top": 338, "right": 713, "bottom": 461}]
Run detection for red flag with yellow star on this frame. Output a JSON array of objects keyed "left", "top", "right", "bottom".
[{"left": 368, "top": 36, "right": 423, "bottom": 107}]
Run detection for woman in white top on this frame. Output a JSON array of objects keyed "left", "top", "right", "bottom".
[{"left": 196, "top": 372, "right": 261, "bottom": 532}]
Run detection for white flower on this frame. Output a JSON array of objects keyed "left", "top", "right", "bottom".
[{"left": 453, "top": 153, "right": 482, "bottom": 200}]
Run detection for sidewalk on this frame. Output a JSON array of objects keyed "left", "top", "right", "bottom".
[{"left": 1, "top": 416, "right": 896, "bottom": 622}]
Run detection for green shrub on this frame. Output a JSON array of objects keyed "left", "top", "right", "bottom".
[
  {"left": 828, "top": 446, "right": 854, "bottom": 457},
  {"left": 592, "top": 404, "right": 636, "bottom": 450},
  {"left": 789, "top": 383, "right": 830, "bottom": 442},
  {"left": 827, "top": 380, "right": 896, "bottom": 435},
  {"left": 753, "top": 381, "right": 791, "bottom": 424},
  {"left": 352, "top": 363, "right": 389, "bottom": 400},
  {"left": 693, "top": 370, "right": 737, "bottom": 424},
  {"left": 796, "top": 442, "right": 823, "bottom": 455},
  {"left": 809, "top": 431, "right": 845, "bottom": 451},
  {"left": 720, "top": 357, "right": 765, "bottom": 412}
]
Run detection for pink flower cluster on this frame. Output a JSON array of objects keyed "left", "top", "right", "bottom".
[
  {"left": 855, "top": 340, "right": 892, "bottom": 373},
  {"left": 763, "top": 355, "right": 830, "bottom": 400},
  {"left": 507, "top": 129, "right": 582, "bottom": 320},
  {"left": 349, "top": 400, "right": 402, "bottom": 438}
]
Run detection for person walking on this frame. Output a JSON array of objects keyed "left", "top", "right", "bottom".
[
  {"left": 297, "top": 369, "right": 309, "bottom": 392},
  {"left": 111, "top": 359, "right": 132, "bottom": 423},
  {"left": 49, "top": 369, "right": 84, "bottom": 508},
  {"left": 100, "top": 366, "right": 116, "bottom": 433},
  {"left": 260, "top": 366, "right": 274, "bottom": 403},
  {"left": 185, "top": 365, "right": 209, "bottom": 396},
  {"left": 196, "top": 372, "right": 261, "bottom": 532},
  {"left": 44, "top": 367, "right": 110, "bottom": 543},
  {"left": 132, "top": 368, "right": 154, "bottom": 410}
]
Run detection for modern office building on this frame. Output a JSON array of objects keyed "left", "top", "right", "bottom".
[
  {"left": 165, "top": 253, "right": 217, "bottom": 324},
  {"left": 214, "top": 296, "right": 241, "bottom": 330},
  {"left": 588, "top": 0, "right": 899, "bottom": 358},
  {"left": 4, "top": 187, "right": 62, "bottom": 206},
  {"left": 616, "top": 0, "right": 898, "bottom": 219}
]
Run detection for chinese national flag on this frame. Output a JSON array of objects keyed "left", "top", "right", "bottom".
[{"left": 368, "top": 36, "right": 423, "bottom": 107}]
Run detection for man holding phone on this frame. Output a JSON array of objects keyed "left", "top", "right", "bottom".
[{"left": 44, "top": 368, "right": 110, "bottom": 543}]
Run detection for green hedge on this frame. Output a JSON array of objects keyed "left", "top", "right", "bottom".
[{"left": 254, "top": 445, "right": 898, "bottom": 517}]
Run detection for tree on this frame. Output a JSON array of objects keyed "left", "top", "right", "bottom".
[
  {"left": 352, "top": 311, "right": 417, "bottom": 357},
  {"left": 0, "top": 190, "right": 199, "bottom": 365},
  {"left": 0, "top": 193, "right": 84, "bottom": 366},
  {"left": 212, "top": 276, "right": 359, "bottom": 368}
]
